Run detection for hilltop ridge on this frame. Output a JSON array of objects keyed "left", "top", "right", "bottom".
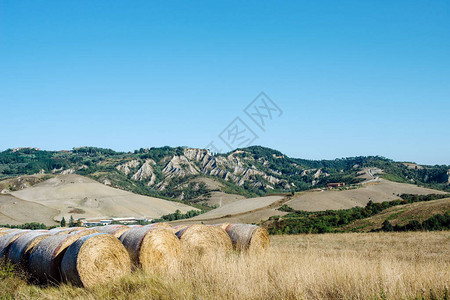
[{"left": 0, "top": 146, "right": 449, "bottom": 206}]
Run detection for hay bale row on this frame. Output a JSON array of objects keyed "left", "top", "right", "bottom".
[
  {"left": 0, "top": 228, "right": 129, "bottom": 287},
  {"left": 1, "top": 222, "right": 269, "bottom": 287},
  {"left": 119, "top": 227, "right": 181, "bottom": 272}
]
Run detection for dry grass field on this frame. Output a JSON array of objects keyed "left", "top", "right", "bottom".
[
  {"left": 0, "top": 194, "right": 58, "bottom": 225},
  {"left": 1, "top": 231, "right": 448, "bottom": 299}
]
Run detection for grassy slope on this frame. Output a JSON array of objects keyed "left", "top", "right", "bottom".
[
  {"left": 1, "top": 232, "right": 449, "bottom": 299},
  {"left": 344, "top": 198, "right": 450, "bottom": 232}
]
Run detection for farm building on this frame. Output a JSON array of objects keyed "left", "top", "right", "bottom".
[
  {"left": 79, "top": 217, "right": 151, "bottom": 227},
  {"left": 327, "top": 183, "right": 345, "bottom": 189}
]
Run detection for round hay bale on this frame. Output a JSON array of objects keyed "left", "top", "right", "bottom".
[
  {"left": 29, "top": 231, "right": 89, "bottom": 283},
  {"left": 61, "top": 233, "right": 131, "bottom": 288},
  {"left": 92, "top": 225, "right": 131, "bottom": 238},
  {"left": 225, "top": 224, "right": 270, "bottom": 253},
  {"left": 175, "top": 224, "right": 232, "bottom": 256},
  {"left": 0, "top": 230, "right": 30, "bottom": 260},
  {"left": 119, "top": 227, "right": 181, "bottom": 272},
  {"left": 8, "top": 231, "right": 51, "bottom": 267}
]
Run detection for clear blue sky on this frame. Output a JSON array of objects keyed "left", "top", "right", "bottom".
[{"left": 1, "top": 1, "right": 449, "bottom": 165}]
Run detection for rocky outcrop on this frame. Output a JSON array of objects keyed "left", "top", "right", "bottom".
[
  {"left": 314, "top": 169, "right": 330, "bottom": 178},
  {"left": 116, "top": 160, "right": 140, "bottom": 175},
  {"left": 183, "top": 148, "right": 211, "bottom": 162},
  {"left": 52, "top": 167, "right": 63, "bottom": 173},
  {"left": 131, "top": 160, "right": 156, "bottom": 186},
  {"left": 61, "top": 168, "right": 75, "bottom": 175},
  {"left": 162, "top": 156, "right": 200, "bottom": 178},
  {"left": 155, "top": 180, "right": 168, "bottom": 191},
  {"left": 115, "top": 148, "right": 331, "bottom": 190},
  {"left": 180, "top": 148, "right": 291, "bottom": 188}
]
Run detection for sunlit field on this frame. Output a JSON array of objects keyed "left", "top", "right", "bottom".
[{"left": 1, "top": 231, "right": 449, "bottom": 299}]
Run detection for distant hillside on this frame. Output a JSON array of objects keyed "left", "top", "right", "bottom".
[
  {"left": 3, "top": 174, "right": 196, "bottom": 226},
  {"left": 263, "top": 193, "right": 450, "bottom": 234},
  {"left": 343, "top": 198, "right": 450, "bottom": 232},
  {"left": 0, "top": 146, "right": 449, "bottom": 205}
]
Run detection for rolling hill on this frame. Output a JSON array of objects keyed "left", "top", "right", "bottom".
[
  {"left": 6, "top": 174, "right": 196, "bottom": 225},
  {"left": 285, "top": 178, "right": 446, "bottom": 212}
]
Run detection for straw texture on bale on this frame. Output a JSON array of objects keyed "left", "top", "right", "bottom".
[
  {"left": 225, "top": 224, "right": 270, "bottom": 253},
  {"left": 119, "top": 227, "right": 181, "bottom": 272},
  {"left": 67, "top": 228, "right": 99, "bottom": 236},
  {"left": 48, "top": 227, "right": 81, "bottom": 235},
  {"left": 175, "top": 224, "right": 232, "bottom": 256},
  {"left": 61, "top": 233, "right": 131, "bottom": 288},
  {"left": 48, "top": 227, "right": 67, "bottom": 233},
  {"left": 92, "top": 225, "right": 131, "bottom": 238},
  {"left": 144, "top": 222, "right": 173, "bottom": 230},
  {"left": 29, "top": 233, "right": 87, "bottom": 283},
  {"left": 0, "top": 229, "right": 21, "bottom": 237},
  {"left": 172, "top": 225, "right": 189, "bottom": 234},
  {"left": 216, "top": 223, "right": 232, "bottom": 231},
  {"left": 0, "top": 230, "right": 29, "bottom": 260},
  {"left": 8, "top": 231, "right": 50, "bottom": 267},
  {"left": 127, "top": 225, "right": 143, "bottom": 228}
]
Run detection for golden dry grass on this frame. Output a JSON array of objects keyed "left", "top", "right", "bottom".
[{"left": 1, "top": 231, "right": 449, "bottom": 299}]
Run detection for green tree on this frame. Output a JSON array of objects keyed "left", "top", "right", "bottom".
[
  {"left": 60, "top": 217, "right": 66, "bottom": 227},
  {"left": 405, "top": 220, "right": 422, "bottom": 231},
  {"left": 382, "top": 220, "right": 394, "bottom": 232},
  {"left": 69, "top": 215, "right": 75, "bottom": 227}
]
